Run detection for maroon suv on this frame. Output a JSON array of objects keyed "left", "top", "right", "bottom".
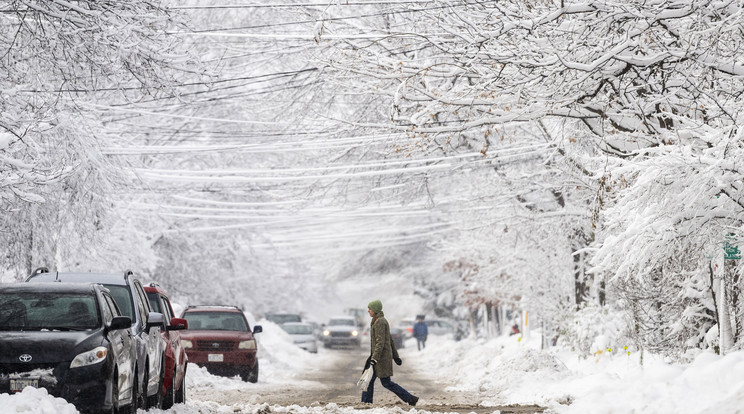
[
  {"left": 179, "top": 306, "right": 262, "bottom": 382},
  {"left": 144, "top": 283, "right": 188, "bottom": 409}
]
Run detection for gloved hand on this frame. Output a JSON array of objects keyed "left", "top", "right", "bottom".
[
  {"left": 363, "top": 356, "right": 371, "bottom": 372},
  {"left": 370, "top": 359, "right": 377, "bottom": 366},
  {"left": 394, "top": 357, "right": 402, "bottom": 366}
]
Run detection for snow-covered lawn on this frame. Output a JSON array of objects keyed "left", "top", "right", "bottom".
[{"left": 4, "top": 320, "right": 744, "bottom": 413}]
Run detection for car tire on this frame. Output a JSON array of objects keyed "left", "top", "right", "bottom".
[
  {"left": 175, "top": 366, "right": 186, "bottom": 404},
  {"left": 102, "top": 369, "right": 119, "bottom": 414},
  {"left": 241, "top": 360, "right": 259, "bottom": 383},
  {"left": 149, "top": 359, "right": 165, "bottom": 409},
  {"left": 162, "top": 367, "right": 176, "bottom": 409},
  {"left": 127, "top": 369, "right": 140, "bottom": 414},
  {"left": 138, "top": 366, "right": 149, "bottom": 410}
]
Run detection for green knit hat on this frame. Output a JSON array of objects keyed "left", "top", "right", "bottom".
[{"left": 368, "top": 300, "right": 383, "bottom": 314}]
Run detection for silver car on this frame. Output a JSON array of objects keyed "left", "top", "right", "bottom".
[
  {"left": 322, "top": 316, "right": 361, "bottom": 348},
  {"left": 281, "top": 322, "right": 318, "bottom": 353}
]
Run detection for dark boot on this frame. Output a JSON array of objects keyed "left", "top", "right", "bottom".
[{"left": 408, "top": 396, "right": 419, "bottom": 406}]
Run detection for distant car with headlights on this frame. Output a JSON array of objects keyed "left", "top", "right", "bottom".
[
  {"left": 322, "top": 316, "right": 361, "bottom": 348},
  {"left": 179, "top": 306, "right": 262, "bottom": 382},
  {"left": 0, "top": 283, "right": 138, "bottom": 413},
  {"left": 280, "top": 322, "right": 318, "bottom": 353},
  {"left": 144, "top": 283, "right": 188, "bottom": 409}
]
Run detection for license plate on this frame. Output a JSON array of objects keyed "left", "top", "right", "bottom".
[
  {"left": 10, "top": 378, "right": 39, "bottom": 392},
  {"left": 208, "top": 353, "right": 224, "bottom": 362}
]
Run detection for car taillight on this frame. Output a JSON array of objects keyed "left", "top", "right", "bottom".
[{"left": 406, "top": 327, "right": 413, "bottom": 333}]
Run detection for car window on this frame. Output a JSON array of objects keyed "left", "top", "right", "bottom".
[
  {"left": 132, "top": 281, "right": 149, "bottom": 327},
  {"left": 147, "top": 292, "right": 161, "bottom": 314},
  {"left": 100, "top": 293, "right": 114, "bottom": 324},
  {"left": 328, "top": 318, "right": 355, "bottom": 326},
  {"left": 267, "top": 314, "right": 302, "bottom": 324},
  {"left": 0, "top": 292, "right": 99, "bottom": 330},
  {"left": 103, "top": 294, "right": 122, "bottom": 319},
  {"left": 103, "top": 285, "right": 134, "bottom": 320},
  {"left": 183, "top": 311, "right": 248, "bottom": 331},
  {"left": 283, "top": 324, "right": 313, "bottom": 335},
  {"left": 159, "top": 295, "right": 174, "bottom": 324}
]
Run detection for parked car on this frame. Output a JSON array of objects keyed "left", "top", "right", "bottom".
[
  {"left": 144, "top": 283, "right": 188, "bottom": 409},
  {"left": 322, "top": 316, "right": 361, "bottom": 348},
  {"left": 179, "top": 305, "right": 262, "bottom": 382},
  {"left": 395, "top": 318, "right": 415, "bottom": 338},
  {"left": 265, "top": 313, "right": 302, "bottom": 325},
  {"left": 26, "top": 267, "right": 166, "bottom": 410},
  {"left": 0, "top": 283, "right": 138, "bottom": 413},
  {"left": 280, "top": 322, "right": 318, "bottom": 353}
]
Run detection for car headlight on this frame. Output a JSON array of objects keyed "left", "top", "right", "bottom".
[
  {"left": 239, "top": 340, "right": 256, "bottom": 350},
  {"left": 323, "top": 330, "right": 330, "bottom": 336},
  {"left": 351, "top": 330, "right": 359, "bottom": 337},
  {"left": 70, "top": 346, "right": 108, "bottom": 368},
  {"left": 181, "top": 339, "right": 193, "bottom": 349}
]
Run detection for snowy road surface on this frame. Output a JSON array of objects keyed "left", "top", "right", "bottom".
[{"left": 172, "top": 346, "right": 544, "bottom": 414}]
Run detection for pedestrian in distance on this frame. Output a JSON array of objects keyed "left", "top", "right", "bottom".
[
  {"left": 413, "top": 316, "right": 428, "bottom": 351},
  {"left": 361, "top": 299, "right": 419, "bottom": 406}
]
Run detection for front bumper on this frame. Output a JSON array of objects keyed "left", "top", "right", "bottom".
[
  {"left": 0, "top": 361, "right": 113, "bottom": 411},
  {"left": 184, "top": 349, "right": 256, "bottom": 376}
]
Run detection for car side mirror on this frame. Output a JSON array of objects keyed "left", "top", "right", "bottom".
[
  {"left": 253, "top": 325, "right": 263, "bottom": 334},
  {"left": 146, "top": 312, "right": 166, "bottom": 331},
  {"left": 168, "top": 317, "right": 188, "bottom": 331},
  {"left": 108, "top": 316, "right": 132, "bottom": 331}
]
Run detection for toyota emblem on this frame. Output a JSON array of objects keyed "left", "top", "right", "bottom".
[
  {"left": 19, "top": 354, "right": 32, "bottom": 363},
  {"left": 212, "top": 343, "right": 219, "bottom": 348}
]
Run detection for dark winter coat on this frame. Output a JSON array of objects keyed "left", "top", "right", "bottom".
[
  {"left": 369, "top": 311, "right": 399, "bottom": 378},
  {"left": 413, "top": 321, "right": 428, "bottom": 339}
]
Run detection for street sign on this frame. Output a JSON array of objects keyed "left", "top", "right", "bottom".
[{"left": 724, "top": 233, "right": 741, "bottom": 260}]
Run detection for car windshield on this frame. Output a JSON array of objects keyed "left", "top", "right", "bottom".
[
  {"left": 267, "top": 314, "right": 301, "bottom": 324},
  {"left": 329, "top": 318, "right": 355, "bottom": 326},
  {"left": 283, "top": 324, "right": 313, "bottom": 335},
  {"left": 0, "top": 292, "right": 99, "bottom": 331},
  {"left": 102, "top": 285, "right": 134, "bottom": 320},
  {"left": 183, "top": 311, "right": 248, "bottom": 331}
]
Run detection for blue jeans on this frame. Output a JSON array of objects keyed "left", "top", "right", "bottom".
[{"left": 361, "top": 370, "right": 415, "bottom": 404}]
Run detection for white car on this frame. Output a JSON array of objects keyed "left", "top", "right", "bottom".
[
  {"left": 322, "top": 316, "right": 361, "bottom": 348},
  {"left": 281, "top": 322, "right": 318, "bottom": 353}
]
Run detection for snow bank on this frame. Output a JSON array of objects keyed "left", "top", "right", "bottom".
[
  {"left": 0, "top": 387, "right": 78, "bottom": 414},
  {"left": 407, "top": 333, "right": 744, "bottom": 413}
]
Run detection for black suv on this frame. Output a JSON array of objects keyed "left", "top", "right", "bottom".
[
  {"left": 0, "top": 283, "right": 137, "bottom": 413},
  {"left": 26, "top": 268, "right": 166, "bottom": 410}
]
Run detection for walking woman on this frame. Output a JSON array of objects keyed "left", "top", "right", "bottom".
[{"left": 361, "top": 300, "right": 419, "bottom": 406}]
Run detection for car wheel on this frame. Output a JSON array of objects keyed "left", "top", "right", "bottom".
[
  {"left": 149, "top": 360, "right": 165, "bottom": 409},
  {"left": 240, "top": 360, "right": 259, "bottom": 383},
  {"left": 104, "top": 368, "right": 119, "bottom": 414},
  {"left": 127, "top": 370, "right": 140, "bottom": 414},
  {"left": 175, "top": 369, "right": 186, "bottom": 405},
  {"left": 162, "top": 367, "right": 176, "bottom": 409},
  {"left": 137, "top": 366, "right": 149, "bottom": 410}
]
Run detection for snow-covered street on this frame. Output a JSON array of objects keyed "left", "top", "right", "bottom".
[{"left": 5, "top": 319, "right": 744, "bottom": 413}]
